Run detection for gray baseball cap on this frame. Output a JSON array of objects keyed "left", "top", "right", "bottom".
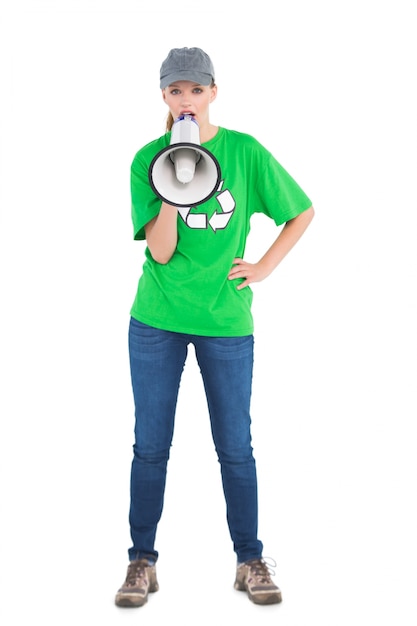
[{"left": 160, "top": 47, "right": 215, "bottom": 89}]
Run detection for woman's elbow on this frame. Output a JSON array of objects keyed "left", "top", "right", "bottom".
[{"left": 149, "top": 249, "right": 175, "bottom": 265}]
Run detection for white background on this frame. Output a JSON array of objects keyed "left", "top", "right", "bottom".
[{"left": 1, "top": 0, "right": 416, "bottom": 624}]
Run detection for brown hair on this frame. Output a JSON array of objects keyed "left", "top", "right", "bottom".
[
  {"left": 165, "top": 112, "right": 175, "bottom": 132},
  {"left": 164, "top": 80, "right": 216, "bottom": 132}
]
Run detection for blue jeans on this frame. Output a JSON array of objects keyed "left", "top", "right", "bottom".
[{"left": 127, "top": 317, "right": 263, "bottom": 564}]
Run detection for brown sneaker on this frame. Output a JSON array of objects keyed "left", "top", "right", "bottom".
[
  {"left": 234, "top": 558, "right": 282, "bottom": 605},
  {"left": 115, "top": 559, "right": 159, "bottom": 607}
]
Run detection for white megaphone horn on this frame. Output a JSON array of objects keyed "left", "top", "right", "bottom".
[{"left": 149, "top": 115, "right": 221, "bottom": 208}]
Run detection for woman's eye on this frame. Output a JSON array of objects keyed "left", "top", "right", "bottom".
[
  {"left": 170, "top": 89, "right": 180, "bottom": 95},
  {"left": 193, "top": 88, "right": 203, "bottom": 94}
]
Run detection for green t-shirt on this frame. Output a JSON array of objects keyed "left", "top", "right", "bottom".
[{"left": 130, "top": 127, "right": 312, "bottom": 336}]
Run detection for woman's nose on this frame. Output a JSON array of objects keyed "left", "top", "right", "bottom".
[{"left": 180, "top": 93, "right": 191, "bottom": 106}]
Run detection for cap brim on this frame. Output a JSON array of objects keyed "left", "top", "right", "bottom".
[{"left": 160, "top": 71, "right": 213, "bottom": 89}]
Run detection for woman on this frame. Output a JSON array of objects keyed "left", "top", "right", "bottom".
[{"left": 115, "top": 47, "right": 314, "bottom": 608}]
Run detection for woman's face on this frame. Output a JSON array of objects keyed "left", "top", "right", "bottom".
[{"left": 162, "top": 80, "right": 217, "bottom": 128}]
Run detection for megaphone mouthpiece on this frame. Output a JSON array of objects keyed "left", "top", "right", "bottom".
[{"left": 171, "top": 115, "right": 200, "bottom": 145}]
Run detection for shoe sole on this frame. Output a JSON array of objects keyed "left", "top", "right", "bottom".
[{"left": 115, "top": 595, "right": 147, "bottom": 608}]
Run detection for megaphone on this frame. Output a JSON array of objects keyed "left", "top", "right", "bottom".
[{"left": 149, "top": 115, "right": 221, "bottom": 208}]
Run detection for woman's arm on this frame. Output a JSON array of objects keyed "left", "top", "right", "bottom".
[
  {"left": 144, "top": 202, "right": 179, "bottom": 264},
  {"left": 228, "top": 206, "right": 315, "bottom": 290}
]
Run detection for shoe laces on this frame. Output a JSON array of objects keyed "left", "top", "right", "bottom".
[
  {"left": 247, "top": 557, "right": 277, "bottom": 584},
  {"left": 125, "top": 559, "right": 149, "bottom": 587}
]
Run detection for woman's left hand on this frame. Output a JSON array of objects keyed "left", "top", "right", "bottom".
[{"left": 228, "top": 258, "right": 270, "bottom": 290}]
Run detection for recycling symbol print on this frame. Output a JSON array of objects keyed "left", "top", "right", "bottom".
[{"left": 177, "top": 180, "right": 235, "bottom": 232}]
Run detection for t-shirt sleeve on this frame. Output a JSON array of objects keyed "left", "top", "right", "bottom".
[
  {"left": 130, "top": 150, "right": 161, "bottom": 241},
  {"left": 253, "top": 150, "right": 312, "bottom": 225}
]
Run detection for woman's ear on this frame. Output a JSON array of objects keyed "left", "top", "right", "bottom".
[
  {"left": 210, "top": 85, "right": 218, "bottom": 103},
  {"left": 161, "top": 89, "right": 167, "bottom": 104}
]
